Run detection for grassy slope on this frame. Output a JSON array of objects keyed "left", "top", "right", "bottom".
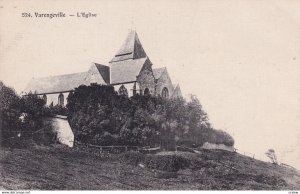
[{"left": 0, "top": 145, "right": 299, "bottom": 190}]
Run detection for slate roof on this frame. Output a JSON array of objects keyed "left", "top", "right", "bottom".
[
  {"left": 24, "top": 63, "right": 110, "bottom": 94},
  {"left": 94, "top": 63, "right": 110, "bottom": 84},
  {"left": 24, "top": 31, "right": 182, "bottom": 96},
  {"left": 24, "top": 72, "right": 89, "bottom": 94},
  {"left": 110, "top": 30, "right": 147, "bottom": 63},
  {"left": 172, "top": 83, "right": 182, "bottom": 98},
  {"left": 110, "top": 57, "right": 148, "bottom": 85},
  {"left": 153, "top": 67, "right": 167, "bottom": 80}
]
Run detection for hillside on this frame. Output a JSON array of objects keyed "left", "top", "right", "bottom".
[{"left": 0, "top": 145, "right": 299, "bottom": 190}]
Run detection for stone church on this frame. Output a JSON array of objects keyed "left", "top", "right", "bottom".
[{"left": 24, "top": 31, "right": 182, "bottom": 106}]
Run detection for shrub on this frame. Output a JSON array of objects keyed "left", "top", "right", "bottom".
[
  {"left": 67, "top": 84, "right": 235, "bottom": 149},
  {"left": 94, "top": 132, "right": 118, "bottom": 146},
  {"left": 45, "top": 105, "right": 68, "bottom": 116},
  {"left": 119, "top": 152, "right": 190, "bottom": 172},
  {"left": 1, "top": 81, "right": 21, "bottom": 142},
  {"left": 2, "top": 138, "right": 36, "bottom": 149},
  {"left": 144, "top": 154, "right": 190, "bottom": 172},
  {"left": 0, "top": 81, "right": 57, "bottom": 147},
  {"left": 119, "top": 151, "right": 145, "bottom": 166}
]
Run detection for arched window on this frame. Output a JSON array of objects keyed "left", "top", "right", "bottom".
[
  {"left": 133, "top": 82, "right": 137, "bottom": 95},
  {"left": 161, "top": 87, "right": 169, "bottom": 98},
  {"left": 42, "top": 94, "right": 47, "bottom": 104},
  {"left": 118, "top": 85, "right": 128, "bottom": 96},
  {"left": 144, "top": 88, "right": 150, "bottom": 96},
  {"left": 58, "top": 93, "right": 64, "bottom": 106}
]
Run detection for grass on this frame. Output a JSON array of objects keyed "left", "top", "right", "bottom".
[{"left": 0, "top": 145, "right": 300, "bottom": 190}]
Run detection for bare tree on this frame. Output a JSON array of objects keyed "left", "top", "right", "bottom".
[{"left": 265, "top": 149, "right": 278, "bottom": 165}]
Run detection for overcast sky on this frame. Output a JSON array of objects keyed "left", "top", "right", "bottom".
[{"left": 1, "top": 0, "right": 299, "bottom": 169}]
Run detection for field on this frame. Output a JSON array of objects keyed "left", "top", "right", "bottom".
[{"left": 0, "top": 145, "right": 300, "bottom": 190}]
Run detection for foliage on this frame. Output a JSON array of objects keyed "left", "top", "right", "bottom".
[
  {"left": 144, "top": 154, "right": 190, "bottom": 172},
  {"left": 119, "top": 151, "right": 190, "bottom": 172},
  {"left": 18, "top": 93, "right": 47, "bottom": 132},
  {"left": 119, "top": 151, "right": 145, "bottom": 166},
  {"left": 0, "top": 81, "right": 57, "bottom": 147},
  {"left": 68, "top": 84, "right": 235, "bottom": 148},
  {"left": 1, "top": 81, "right": 21, "bottom": 143},
  {"left": 45, "top": 105, "right": 68, "bottom": 116},
  {"left": 265, "top": 149, "right": 278, "bottom": 165}
]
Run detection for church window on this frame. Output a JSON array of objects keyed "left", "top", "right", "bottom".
[
  {"left": 58, "top": 93, "right": 64, "bottom": 106},
  {"left": 144, "top": 88, "right": 150, "bottom": 96},
  {"left": 118, "top": 85, "right": 128, "bottom": 96},
  {"left": 161, "top": 87, "right": 169, "bottom": 98},
  {"left": 133, "top": 82, "right": 137, "bottom": 95}
]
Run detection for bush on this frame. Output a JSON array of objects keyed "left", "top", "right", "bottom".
[
  {"left": 45, "top": 105, "right": 68, "bottom": 116},
  {"left": 144, "top": 154, "right": 190, "bottom": 172},
  {"left": 119, "top": 152, "right": 190, "bottom": 172},
  {"left": 0, "top": 81, "right": 58, "bottom": 147},
  {"left": 67, "top": 84, "right": 235, "bottom": 149},
  {"left": 206, "top": 129, "right": 235, "bottom": 147},
  {"left": 119, "top": 151, "right": 145, "bottom": 166},
  {"left": 2, "top": 138, "right": 36, "bottom": 149},
  {"left": 1, "top": 81, "right": 21, "bottom": 142}
]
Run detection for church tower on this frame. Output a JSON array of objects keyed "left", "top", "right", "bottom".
[
  {"left": 109, "top": 30, "right": 156, "bottom": 96},
  {"left": 110, "top": 30, "right": 148, "bottom": 62}
]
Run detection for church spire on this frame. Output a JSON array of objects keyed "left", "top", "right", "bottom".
[{"left": 110, "top": 30, "right": 147, "bottom": 63}]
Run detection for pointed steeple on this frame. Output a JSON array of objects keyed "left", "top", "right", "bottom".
[{"left": 110, "top": 30, "right": 147, "bottom": 63}]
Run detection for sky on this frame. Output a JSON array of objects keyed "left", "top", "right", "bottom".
[{"left": 1, "top": 0, "right": 299, "bottom": 169}]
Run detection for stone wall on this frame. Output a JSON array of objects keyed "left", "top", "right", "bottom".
[
  {"left": 49, "top": 116, "right": 74, "bottom": 147},
  {"left": 202, "top": 142, "right": 235, "bottom": 152},
  {"left": 155, "top": 69, "right": 174, "bottom": 98},
  {"left": 85, "top": 64, "right": 107, "bottom": 84},
  {"left": 38, "top": 91, "right": 70, "bottom": 107},
  {"left": 171, "top": 85, "right": 182, "bottom": 99},
  {"left": 114, "top": 82, "right": 141, "bottom": 97},
  {"left": 137, "top": 59, "right": 155, "bottom": 95}
]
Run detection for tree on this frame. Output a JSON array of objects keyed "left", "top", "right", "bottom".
[
  {"left": 19, "top": 94, "right": 47, "bottom": 131},
  {"left": 67, "top": 84, "right": 235, "bottom": 149},
  {"left": 1, "top": 81, "right": 57, "bottom": 146},
  {"left": 265, "top": 149, "right": 278, "bottom": 164},
  {"left": 0, "top": 81, "right": 21, "bottom": 140}
]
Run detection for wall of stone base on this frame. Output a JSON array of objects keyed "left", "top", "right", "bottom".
[
  {"left": 48, "top": 116, "right": 74, "bottom": 147},
  {"left": 155, "top": 70, "right": 174, "bottom": 98},
  {"left": 137, "top": 60, "right": 156, "bottom": 95},
  {"left": 114, "top": 82, "right": 141, "bottom": 97},
  {"left": 202, "top": 142, "right": 235, "bottom": 152}
]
